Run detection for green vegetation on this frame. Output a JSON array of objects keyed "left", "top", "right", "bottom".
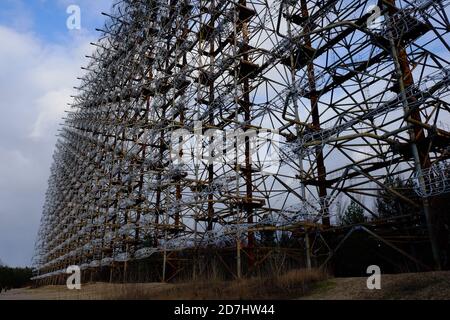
[
  {"left": 376, "top": 177, "right": 420, "bottom": 218},
  {"left": 0, "top": 264, "right": 33, "bottom": 292},
  {"left": 338, "top": 200, "right": 366, "bottom": 225}
]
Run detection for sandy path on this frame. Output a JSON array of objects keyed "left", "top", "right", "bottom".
[{"left": 302, "top": 271, "right": 450, "bottom": 300}]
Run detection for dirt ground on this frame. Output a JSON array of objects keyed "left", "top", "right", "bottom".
[
  {"left": 1, "top": 271, "right": 449, "bottom": 300},
  {"left": 302, "top": 271, "right": 450, "bottom": 300}
]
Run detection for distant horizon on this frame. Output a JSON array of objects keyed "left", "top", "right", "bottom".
[{"left": 0, "top": 259, "right": 31, "bottom": 268}]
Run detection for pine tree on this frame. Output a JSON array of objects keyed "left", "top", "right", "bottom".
[
  {"left": 376, "top": 177, "right": 420, "bottom": 218},
  {"left": 339, "top": 200, "right": 366, "bottom": 225}
]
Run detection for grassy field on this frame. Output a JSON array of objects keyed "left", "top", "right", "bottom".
[{"left": 1, "top": 270, "right": 449, "bottom": 300}]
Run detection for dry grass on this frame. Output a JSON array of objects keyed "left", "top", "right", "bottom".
[
  {"left": 106, "top": 268, "right": 328, "bottom": 300},
  {"left": 3, "top": 270, "right": 449, "bottom": 300}
]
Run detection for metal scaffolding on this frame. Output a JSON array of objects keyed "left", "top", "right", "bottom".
[{"left": 33, "top": 0, "right": 450, "bottom": 282}]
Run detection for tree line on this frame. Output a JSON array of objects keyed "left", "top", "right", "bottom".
[{"left": 0, "top": 265, "right": 33, "bottom": 292}]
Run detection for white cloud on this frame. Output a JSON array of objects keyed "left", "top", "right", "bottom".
[
  {"left": 30, "top": 88, "right": 73, "bottom": 139},
  {"left": 0, "top": 24, "right": 95, "bottom": 266},
  {"left": 0, "top": 25, "right": 93, "bottom": 140},
  {"left": 0, "top": 0, "right": 35, "bottom": 32}
]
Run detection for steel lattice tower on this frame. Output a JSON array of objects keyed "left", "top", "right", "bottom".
[{"left": 33, "top": 0, "right": 450, "bottom": 283}]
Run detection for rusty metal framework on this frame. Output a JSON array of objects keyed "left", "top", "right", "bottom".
[{"left": 32, "top": 0, "right": 450, "bottom": 282}]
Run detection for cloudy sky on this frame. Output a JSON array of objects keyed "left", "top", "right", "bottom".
[{"left": 0, "top": 0, "right": 112, "bottom": 267}]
